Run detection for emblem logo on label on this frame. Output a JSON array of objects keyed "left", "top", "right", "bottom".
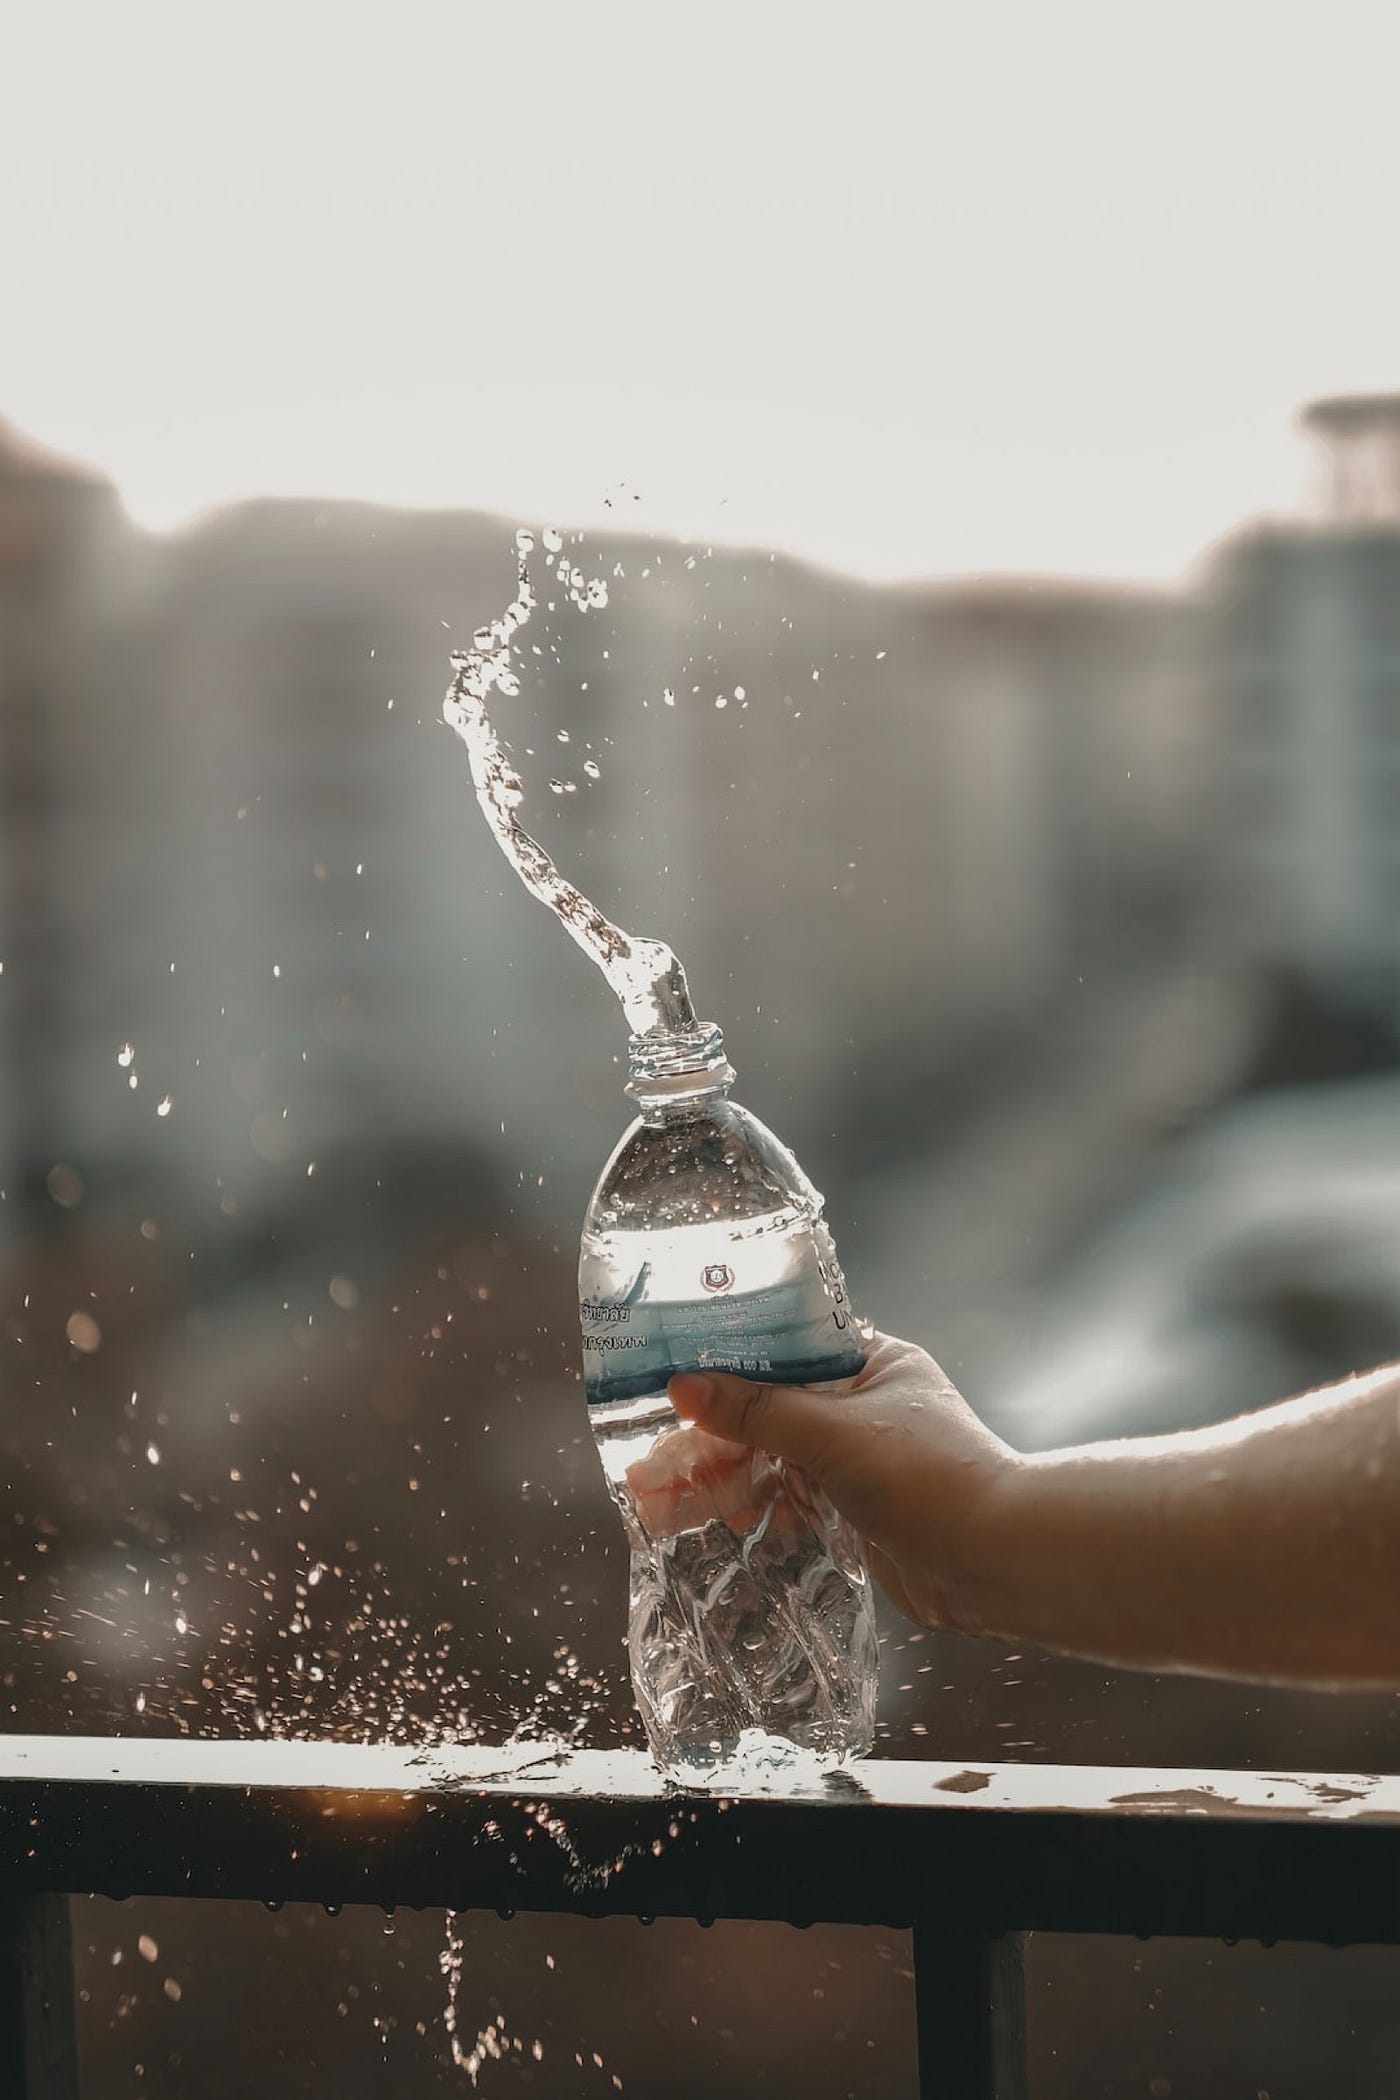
[{"left": 700, "top": 1262, "right": 734, "bottom": 1294}]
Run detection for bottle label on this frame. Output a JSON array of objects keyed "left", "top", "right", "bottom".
[{"left": 581, "top": 1225, "right": 864, "bottom": 1406}]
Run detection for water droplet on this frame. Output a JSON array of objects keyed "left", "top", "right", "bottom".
[
  {"left": 156, "top": 1095, "right": 173, "bottom": 1118},
  {"left": 46, "top": 1163, "right": 83, "bottom": 1208},
  {"left": 662, "top": 689, "right": 676, "bottom": 707},
  {"left": 543, "top": 527, "right": 563, "bottom": 553},
  {"left": 116, "top": 1043, "right": 135, "bottom": 1068},
  {"left": 714, "top": 695, "right": 728, "bottom": 709},
  {"left": 138, "top": 1935, "right": 159, "bottom": 1962},
  {"left": 583, "top": 760, "right": 601, "bottom": 780},
  {"left": 146, "top": 1442, "right": 161, "bottom": 1466},
  {"left": 556, "top": 729, "right": 570, "bottom": 743},
  {"left": 733, "top": 685, "right": 746, "bottom": 701},
  {"left": 515, "top": 528, "right": 535, "bottom": 555},
  {"left": 65, "top": 1311, "right": 101, "bottom": 1354}
]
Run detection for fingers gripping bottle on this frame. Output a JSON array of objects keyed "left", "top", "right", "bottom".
[{"left": 579, "top": 1018, "right": 879, "bottom": 1784}]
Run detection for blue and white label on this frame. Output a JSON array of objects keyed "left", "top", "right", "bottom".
[{"left": 581, "top": 1225, "right": 864, "bottom": 1406}]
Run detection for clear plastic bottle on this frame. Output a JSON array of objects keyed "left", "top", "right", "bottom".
[{"left": 579, "top": 1019, "right": 879, "bottom": 1785}]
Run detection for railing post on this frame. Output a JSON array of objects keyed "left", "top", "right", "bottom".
[
  {"left": 0, "top": 1894, "right": 80, "bottom": 2100},
  {"left": 913, "top": 1924, "right": 1028, "bottom": 2100}
]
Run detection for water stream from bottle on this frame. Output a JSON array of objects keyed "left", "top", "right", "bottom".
[{"left": 442, "top": 534, "right": 698, "bottom": 1037}]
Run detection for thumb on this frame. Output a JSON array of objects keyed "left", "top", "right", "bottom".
[{"left": 669, "top": 1370, "right": 849, "bottom": 1481}]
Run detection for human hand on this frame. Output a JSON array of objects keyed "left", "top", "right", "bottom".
[{"left": 669, "top": 1332, "right": 1022, "bottom": 1636}]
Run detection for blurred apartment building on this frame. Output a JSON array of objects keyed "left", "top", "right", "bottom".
[
  {"left": 0, "top": 423, "right": 158, "bottom": 1211},
  {"left": 0, "top": 419, "right": 1224, "bottom": 1234},
  {"left": 1212, "top": 395, "right": 1400, "bottom": 1027},
  {"left": 979, "top": 397, "right": 1400, "bottom": 1449}
]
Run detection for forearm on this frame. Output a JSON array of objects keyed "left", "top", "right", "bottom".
[{"left": 972, "top": 1365, "right": 1400, "bottom": 1689}]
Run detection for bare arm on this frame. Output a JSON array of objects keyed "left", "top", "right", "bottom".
[{"left": 671, "top": 1338, "right": 1400, "bottom": 1690}]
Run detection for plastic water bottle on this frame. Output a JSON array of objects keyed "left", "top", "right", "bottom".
[{"left": 579, "top": 1017, "right": 879, "bottom": 1785}]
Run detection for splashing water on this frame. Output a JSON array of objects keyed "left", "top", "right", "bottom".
[
  {"left": 442, "top": 543, "right": 698, "bottom": 1037},
  {"left": 440, "top": 1918, "right": 542, "bottom": 2084}
]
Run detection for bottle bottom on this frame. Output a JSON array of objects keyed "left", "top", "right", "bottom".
[
  {"left": 592, "top": 1391, "right": 879, "bottom": 1788},
  {"left": 653, "top": 1726, "right": 864, "bottom": 1794}
]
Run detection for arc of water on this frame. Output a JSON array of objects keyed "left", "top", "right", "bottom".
[{"left": 442, "top": 548, "right": 696, "bottom": 1037}]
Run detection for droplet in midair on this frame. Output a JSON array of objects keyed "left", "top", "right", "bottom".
[
  {"left": 543, "top": 527, "right": 563, "bottom": 553},
  {"left": 117, "top": 1043, "right": 135, "bottom": 1068},
  {"left": 65, "top": 1311, "right": 101, "bottom": 1353},
  {"left": 583, "top": 759, "right": 601, "bottom": 780},
  {"left": 515, "top": 528, "right": 536, "bottom": 555}
]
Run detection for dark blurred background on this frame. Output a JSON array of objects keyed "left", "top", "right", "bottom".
[{"left": 4, "top": 397, "right": 1400, "bottom": 2093}]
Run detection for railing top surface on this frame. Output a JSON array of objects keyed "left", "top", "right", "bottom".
[
  {"left": 3, "top": 1736, "right": 1399, "bottom": 1942},
  {"left": 2, "top": 1733, "right": 1399, "bottom": 1826}
]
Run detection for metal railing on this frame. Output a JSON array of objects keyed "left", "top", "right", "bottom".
[{"left": 2, "top": 1735, "right": 1399, "bottom": 2099}]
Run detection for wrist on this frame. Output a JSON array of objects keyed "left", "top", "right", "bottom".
[
  {"left": 960, "top": 1446, "right": 1163, "bottom": 1670},
  {"left": 937, "top": 1451, "right": 1040, "bottom": 1643}
]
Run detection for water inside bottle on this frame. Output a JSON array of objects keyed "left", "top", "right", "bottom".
[
  {"left": 582, "top": 1147, "right": 876, "bottom": 1784},
  {"left": 591, "top": 1386, "right": 878, "bottom": 1787}
]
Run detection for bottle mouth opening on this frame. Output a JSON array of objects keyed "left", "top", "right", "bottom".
[{"left": 625, "top": 1022, "right": 735, "bottom": 1098}]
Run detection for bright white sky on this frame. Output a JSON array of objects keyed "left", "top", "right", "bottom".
[{"left": 6, "top": 0, "right": 1399, "bottom": 580}]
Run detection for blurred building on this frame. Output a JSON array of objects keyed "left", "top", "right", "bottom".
[
  {"left": 1214, "top": 394, "right": 1400, "bottom": 1021},
  {"left": 144, "top": 501, "right": 522, "bottom": 1195},
  {"left": 994, "top": 396, "right": 1400, "bottom": 1447},
  {"left": 0, "top": 423, "right": 154, "bottom": 1215},
  {"left": 0, "top": 417, "right": 1222, "bottom": 1251}
]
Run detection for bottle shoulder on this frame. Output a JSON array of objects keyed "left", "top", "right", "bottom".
[{"left": 585, "top": 1096, "right": 819, "bottom": 1233}]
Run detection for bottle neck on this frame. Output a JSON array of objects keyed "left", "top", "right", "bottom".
[{"left": 625, "top": 1023, "right": 736, "bottom": 1116}]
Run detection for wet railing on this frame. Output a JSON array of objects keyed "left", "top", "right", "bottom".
[{"left": 2, "top": 1735, "right": 1399, "bottom": 2098}]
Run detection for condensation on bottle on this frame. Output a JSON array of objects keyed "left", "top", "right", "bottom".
[{"left": 579, "top": 1019, "right": 878, "bottom": 1786}]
